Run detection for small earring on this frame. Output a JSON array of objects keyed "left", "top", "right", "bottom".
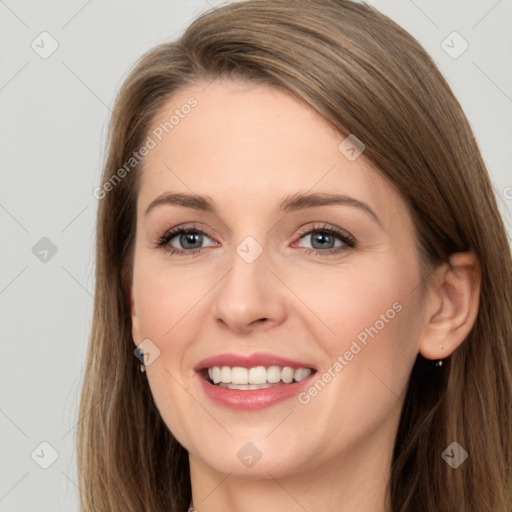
[
  {"left": 135, "top": 346, "right": 146, "bottom": 373},
  {"left": 435, "top": 344, "right": 445, "bottom": 366}
]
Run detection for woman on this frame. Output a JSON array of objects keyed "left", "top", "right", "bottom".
[{"left": 77, "top": 1, "right": 512, "bottom": 511}]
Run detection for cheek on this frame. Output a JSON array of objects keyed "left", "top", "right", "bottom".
[
  {"left": 131, "top": 254, "right": 220, "bottom": 435},
  {"left": 288, "top": 259, "right": 422, "bottom": 419},
  {"left": 287, "top": 283, "right": 421, "bottom": 461},
  {"left": 132, "top": 254, "right": 212, "bottom": 343},
  {"left": 282, "top": 259, "right": 419, "bottom": 360}
]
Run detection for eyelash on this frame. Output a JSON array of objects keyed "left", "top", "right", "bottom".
[{"left": 156, "top": 223, "right": 357, "bottom": 257}]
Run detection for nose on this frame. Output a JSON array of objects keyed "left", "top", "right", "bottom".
[{"left": 212, "top": 244, "right": 287, "bottom": 335}]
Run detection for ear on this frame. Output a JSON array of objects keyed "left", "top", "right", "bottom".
[
  {"left": 130, "top": 287, "right": 142, "bottom": 347},
  {"left": 418, "top": 251, "right": 481, "bottom": 360}
]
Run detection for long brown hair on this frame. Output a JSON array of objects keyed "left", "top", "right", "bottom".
[{"left": 77, "top": 1, "right": 512, "bottom": 510}]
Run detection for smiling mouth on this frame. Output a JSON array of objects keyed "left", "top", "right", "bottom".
[{"left": 201, "top": 365, "right": 316, "bottom": 390}]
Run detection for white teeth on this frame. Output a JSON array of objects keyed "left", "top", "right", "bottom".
[
  {"left": 248, "top": 366, "right": 267, "bottom": 385},
  {"left": 211, "top": 367, "right": 221, "bottom": 384},
  {"left": 294, "top": 368, "right": 310, "bottom": 381},
  {"left": 282, "top": 367, "right": 294, "bottom": 383},
  {"left": 205, "top": 365, "right": 312, "bottom": 386},
  {"left": 224, "top": 383, "right": 274, "bottom": 390},
  {"left": 231, "top": 367, "right": 249, "bottom": 384},
  {"left": 221, "top": 366, "right": 231, "bottom": 384},
  {"left": 267, "top": 365, "right": 282, "bottom": 383}
]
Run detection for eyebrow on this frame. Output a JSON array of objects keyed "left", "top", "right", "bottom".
[{"left": 145, "top": 191, "right": 382, "bottom": 226}]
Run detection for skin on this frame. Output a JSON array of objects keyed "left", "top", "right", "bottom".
[{"left": 130, "top": 79, "right": 480, "bottom": 512}]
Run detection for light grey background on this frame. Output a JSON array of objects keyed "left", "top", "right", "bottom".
[{"left": 0, "top": 1, "right": 510, "bottom": 510}]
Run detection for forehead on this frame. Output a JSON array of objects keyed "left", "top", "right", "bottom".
[{"left": 138, "top": 79, "right": 406, "bottom": 225}]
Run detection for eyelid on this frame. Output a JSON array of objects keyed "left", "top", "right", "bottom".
[{"left": 294, "top": 223, "right": 355, "bottom": 244}]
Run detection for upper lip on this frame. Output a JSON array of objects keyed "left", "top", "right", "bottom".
[{"left": 194, "top": 352, "right": 316, "bottom": 371}]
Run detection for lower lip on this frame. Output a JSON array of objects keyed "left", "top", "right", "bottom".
[{"left": 196, "top": 371, "right": 315, "bottom": 410}]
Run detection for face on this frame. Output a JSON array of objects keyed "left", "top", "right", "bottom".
[{"left": 130, "top": 79, "right": 426, "bottom": 479}]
